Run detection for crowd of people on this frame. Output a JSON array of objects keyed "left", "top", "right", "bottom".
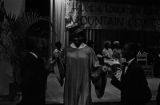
[{"left": 16, "top": 24, "right": 160, "bottom": 105}]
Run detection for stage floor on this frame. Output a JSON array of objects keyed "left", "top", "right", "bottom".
[{"left": 45, "top": 74, "right": 160, "bottom": 104}]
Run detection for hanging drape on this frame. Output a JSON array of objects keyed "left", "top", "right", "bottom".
[
  {"left": 4, "top": 0, "right": 25, "bottom": 17},
  {"left": 54, "top": 0, "right": 65, "bottom": 47}
]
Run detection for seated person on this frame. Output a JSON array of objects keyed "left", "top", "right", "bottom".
[
  {"left": 102, "top": 40, "right": 113, "bottom": 59},
  {"left": 112, "top": 41, "right": 122, "bottom": 61}
]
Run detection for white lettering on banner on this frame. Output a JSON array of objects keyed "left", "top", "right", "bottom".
[
  {"left": 65, "top": 1, "right": 160, "bottom": 31},
  {"left": 77, "top": 15, "right": 155, "bottom": 30}
]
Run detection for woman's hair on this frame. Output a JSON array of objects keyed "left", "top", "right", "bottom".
[
  {"left": 113, "top": 41, "right": 120, "bottom": 49},
  {"left": 104, "top": 40, "right": 111, "bottom": 49},
  {"left": 70, "top": 25, "right": 86, "bottom": 43}
]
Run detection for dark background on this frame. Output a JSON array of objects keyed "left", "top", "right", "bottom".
[
  {"left": 25, "top": 0, "right": 160, "bottom": 55},
  {"left": 25, "top": 0, "right": 50, "bottom": 16}
]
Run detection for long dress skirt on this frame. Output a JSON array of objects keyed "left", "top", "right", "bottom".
[{"left": 63, "top": 46, "right": 105, "bottom": 105}]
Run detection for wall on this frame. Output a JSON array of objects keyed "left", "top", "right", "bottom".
[{"left": 4, "top": 0, "right": 25, "bottom": 17}]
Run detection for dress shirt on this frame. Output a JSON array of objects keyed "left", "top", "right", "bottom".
[{"left": 124, "top": 58, "right": 135, "bottom": 74}]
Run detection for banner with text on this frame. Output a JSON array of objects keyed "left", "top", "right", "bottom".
[{"left": 65, "top": 1, "right": 160, "bottom": 31}]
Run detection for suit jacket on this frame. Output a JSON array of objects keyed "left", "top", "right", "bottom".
[
  {"left": 157, "top": 83, "right": 160, "bottom": 105},
  {"left": 20, "top": 52, "right": 49, "bottom": 105},
  {"left": 111, "top": 59, "right": 151, "bottom": 105}
]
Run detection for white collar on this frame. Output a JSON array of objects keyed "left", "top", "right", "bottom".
[
  {"left": 127, "top": 58, "right": 135, "bottom": 65},
  {"left": 124, "top": 58, "right": 135, "bottom": 74},
  {"left": 70, "top": 43, "right": 87, "bottom": 49},
  {"left": 29, "top": 52, "right": 38, "bottom": 59}
]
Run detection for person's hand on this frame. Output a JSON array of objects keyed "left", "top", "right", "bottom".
[
  {"left": 49, "top": 58, "right": 56, "bottom": 64},
  {"left": 97, "top": 54, "right": 103, "bottom": 58},
  {"left": 113, "top": 70, "right": 122, "bottom": 81},
  {"left": 44, "top": 58, "right": 54, "bottom": 71}
]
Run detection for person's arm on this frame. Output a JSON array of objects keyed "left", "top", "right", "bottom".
[
  {"left": 54, "top": 49, "right": 66, "bottom": 86},
  {"left": 90, "top": 48, "right": 102, "bottom": 78},
  {"left": 90, "top": 48, "right": 107, "bottom": 98},
  {"left": 111, "top": 74, "right": 122, "bottom": 90}
]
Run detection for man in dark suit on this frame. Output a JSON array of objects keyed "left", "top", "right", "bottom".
[
  {"left": 111, "top": 42, "right": 152, "bottom": 105},
  {"left": 18, "top": 20, "right": 50, "bottom": 105}
]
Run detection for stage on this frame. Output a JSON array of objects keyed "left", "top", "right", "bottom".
[{"left": 45, "top": 74, "right": 160, "bottom": 104}]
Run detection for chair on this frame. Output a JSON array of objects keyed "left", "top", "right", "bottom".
[
  {"left": 137, "top": 51, "right": 154, "bottom": 77},
  {"left": 137, "top": 51, "right": 148, "bottom": 65}
]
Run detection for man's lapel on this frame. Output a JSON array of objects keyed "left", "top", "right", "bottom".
[{"left": 123, "top": 59, "right": 136, "bottom": 76}]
